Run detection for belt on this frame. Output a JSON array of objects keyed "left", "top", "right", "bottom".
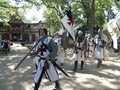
[
  {"left": 40, "top": 57, "right": 46, "bottom": 60},
  {"left": 36, "top": 55, "right": 46, "bottom": 60},
  {"left": 38, "top": 58, "right": 46, "bottom": 61},
  {"left": 37, "top": 55, "right": 41, "bottom": 57}
]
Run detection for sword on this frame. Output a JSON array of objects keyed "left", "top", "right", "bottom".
[
  {"left": 14, "top": 45, "right": 35, "bottom": 70},
  {"left": 14, "top": 38, "right": 42, "bottom": 70},
  {"left": 52, "top": 59, "right": 69, "bottom": 77}
]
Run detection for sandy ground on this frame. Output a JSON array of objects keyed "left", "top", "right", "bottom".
[{"left": 0, "top": 43, "right": 120, "bottom": 90}]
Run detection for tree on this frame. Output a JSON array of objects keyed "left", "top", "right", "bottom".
[
  {"left": 114, "top": 0, "right": 120, "bottom": 10},
  {"left": 37, "top": 0, "right": 70, "bottom": 35},
  {"left": 0, "top": 0, "right": 119, "bottom": 35},
  {"left": 0, "top": 0, "right": 33, "bottom": 22}
]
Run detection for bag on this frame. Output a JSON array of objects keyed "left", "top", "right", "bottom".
[{"left": 44, "top": 61, "right": 49, "bottom": 69}]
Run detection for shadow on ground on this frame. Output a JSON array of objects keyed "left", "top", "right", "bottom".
[{"left": 0, "top": 46, "right": 120, "bottom": 90}]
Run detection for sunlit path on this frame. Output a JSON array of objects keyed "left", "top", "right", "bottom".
[{"left": 0, "top": 45, "right": 120, "bottom": 90}]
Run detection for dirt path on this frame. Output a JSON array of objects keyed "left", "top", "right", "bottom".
[{"left": 0, "top": 44, "right": 120, "bottom": 90}]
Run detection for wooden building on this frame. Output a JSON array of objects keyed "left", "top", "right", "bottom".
[{"left": 0, "top": 16, "right": 45, "bottom": 43}]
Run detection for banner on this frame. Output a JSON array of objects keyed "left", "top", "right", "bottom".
[
  {"left": 61, "top": 9, "right": 75, "bottom": 41},
  {"left": 107, "top": 19, "right": 118, "bottom": 49}
]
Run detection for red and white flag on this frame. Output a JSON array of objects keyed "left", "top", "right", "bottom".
[{"left": 61, "top": 8, "right": 75, "bottom": 41}]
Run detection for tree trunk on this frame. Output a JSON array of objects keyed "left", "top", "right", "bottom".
[{"left": 90, "top": 0, "right": 95, "bottom": 36}]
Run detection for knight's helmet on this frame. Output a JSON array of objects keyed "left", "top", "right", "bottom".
[
  {"left": 87, "top": 33, "right": 91, "bottom": 38},
  {"left": 95, "top": 34, "right": 103, "bottom": 46},
  {"left": 78, "top": 31, "right": 83, "bottom": 35}
]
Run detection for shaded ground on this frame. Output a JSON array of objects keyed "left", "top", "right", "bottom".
[{"left": 0, "top": 43, "right": 120, "bottom": 90}]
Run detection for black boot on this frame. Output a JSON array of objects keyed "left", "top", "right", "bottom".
[
  {"left": 34, "top": 83, "right": 39, "bottom": 90},
  {"left": 80, "top": 61, "right": 84, "bottom": 70},
  {"left": 72, "top": 61, "right": 78, "bottom": 72},
  {"left": 96, "top": 60, "right": 102, "bottom": 68},
  {"left": 54, "top": 80, "right": 60, "bottom": 89}
]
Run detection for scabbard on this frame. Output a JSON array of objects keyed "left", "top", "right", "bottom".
[{"left": 52, "top": 61, "right": 69, "bottom": 77}]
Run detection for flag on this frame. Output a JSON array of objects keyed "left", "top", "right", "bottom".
[
  {"left": 107, "top": 19, "right": 118, "bottom": 49},
  {"left": 108, "top": 9, "right": 116, "bottom": 20},
  {"left": 107, "top": 9, "right": 119, "bottom": 49},
  {"left": 61, "top": 8, "right": 75, "bottom": 41},
  {"left": 115, "top": 12, "right": 120, "bottom": 31}
]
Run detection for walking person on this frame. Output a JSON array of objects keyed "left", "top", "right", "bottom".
[
  {"left": 94, "top": 34, "right": 104, "bottom": 68},
  {"left": 30, "top": 28, "right": 60, "bottom": 90},
  {"left": 102, "top": 30, "right": 110, "bottom": 61},
  {"left": 85, "top": 33, "right": 94, "bottom": 58},
  {"left": 72, "top": 31, "right": 87, "bottom": 71},
  {"left": 0, "top": 40, "right": 4, "bottom": 49},
  {"left": 53, "top": 33, "right": 65, "bottom": 66}
]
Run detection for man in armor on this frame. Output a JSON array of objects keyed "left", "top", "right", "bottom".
[
  {"left": 94, "top": 34, "right": 104, "bottom": 68},
  {"left": 30, "top": 28, "right": 60, "bottom": 90},
  {"left": 72, "top": 31, "right": 87, "bottom": 71}
]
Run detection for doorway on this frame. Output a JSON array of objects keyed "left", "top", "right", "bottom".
[{"left": 11, "top": 33, "right": 20, "bottom": 41}]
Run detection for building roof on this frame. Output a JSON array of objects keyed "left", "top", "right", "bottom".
[
  {"left": 0, "top": 16, "right": 44, "bottom": 25},
  {"left": 8, "top": 16, "right": 24, "bottom": 24}
]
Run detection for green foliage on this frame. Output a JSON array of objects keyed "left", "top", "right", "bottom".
[
  {"left": 0, "top": 0, "right": 120, "bottom": 35},
  {"left": 43, "top": 9, "right": 62, "bottom": 35},
  {"left": 114, "top": 0, "right": 120, "bottom": 10},
  {"left": 94, "top": 0, "right": 113, "bottom": 29},
  {"left": 0, "top": 0, "right": 32, "bottom": 20},
  {"left": 39, "top": 0, "right": 119, "bottom": 34},
  {"left": 39, "top": 0, "right": 69, "bottom": 34}
]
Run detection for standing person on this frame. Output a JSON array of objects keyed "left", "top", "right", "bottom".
[
  {"left": 0, "top": 40, "right": 4, "bottom": 49},
  {"left": 3, "top": 40, "right": 9, "bottom": 49},
  {"left": 94, "top": 34, "right": 104, "bottom": 68},
  {"left": 53, "top": 33, "right": 65, "bottom": 66},
  {"left": 72, "top": 31, "right": 87, "bottom": 71},
  {"left": 102, "top": 30, "right": 110, "bottom": 61},
  {"left": 85, "top": 33, "right": 94, "bottom": 58},
  {"left": 30, "top": 28, "right": 60, "bottom": 90}
]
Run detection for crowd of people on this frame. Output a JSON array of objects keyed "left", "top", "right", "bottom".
[{"left": 27, "top": 27, "right": 119, "bottom": 90}]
